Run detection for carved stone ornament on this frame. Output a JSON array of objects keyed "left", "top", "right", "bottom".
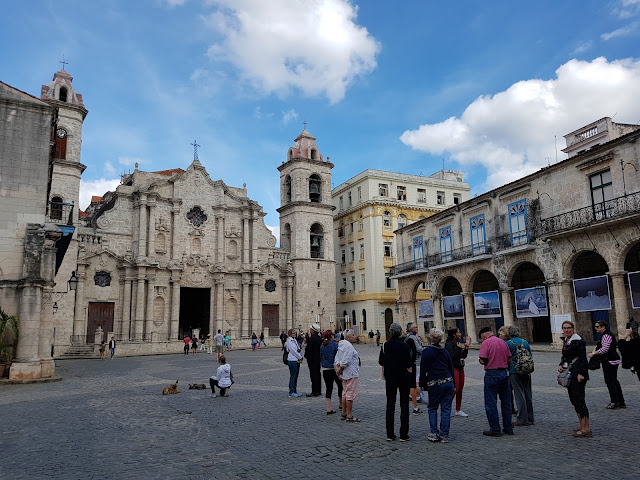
[
  {"left": 225, "top": 224, "right": 243, "bottom": 238},
  {"left": 265, "top": 279, "right": 276, "bottom": 292},
  {"left": 155, "top": 217, "right": 170, "bottom": 232},
  {"left": 94, "top": 271, "right": 112, "bottom": 287},
  {"left": 187, "top": 265, "right": 206, "bottom": 286},
  {"left": 183, "top": 254, "right": 210, "bottom": 267}
]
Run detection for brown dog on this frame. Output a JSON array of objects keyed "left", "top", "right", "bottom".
[
  {"left": 162, "top": 380, "right": 183, "bottom": 395},
  {"left": 189, "top": 383, "right": 207, "bottom": 390}
]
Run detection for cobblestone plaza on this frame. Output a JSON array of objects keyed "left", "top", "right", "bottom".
[{"left": 2, "top": 345, "right": 639, "bottom": 479}]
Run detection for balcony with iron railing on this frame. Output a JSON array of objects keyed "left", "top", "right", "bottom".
[
  {"left": 539, "top": 191, "right": 640, "bottom": 236},
  {"left": 46, "top": 201, "right": 74, "bottom": 226}
]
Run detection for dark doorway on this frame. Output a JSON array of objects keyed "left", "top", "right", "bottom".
[
  {"left": 384, "top": 308, "right": 393, "bottom": 340},
  {"left": 87, "top": 302, "right": 114, "bottom": 343},
  {"left": 512, "top": 262, "right": 552, "bottom": 343},
  {"left": 179, "top": 288, "right": 210, "bottom": 339},
  {"left": 262, "top": 304, "right": 279, "bottom": 336}
]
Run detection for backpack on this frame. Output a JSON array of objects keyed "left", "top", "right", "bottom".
[
  {"left": 509, "top": 339, "right": 534, "bottom": 375},
  {"left": 283, "top": 349, "right": 289, "bottom": 365}
]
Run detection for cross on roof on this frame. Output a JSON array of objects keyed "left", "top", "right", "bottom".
[
  {"left": 190, "top": 140, "right": 201, "bottom": 161},
  {"left": 303, "top": 121, "right": 307, "bottom": 130},
  {"left": 59, "top": 54, "right": 69, "bottom": 70}
]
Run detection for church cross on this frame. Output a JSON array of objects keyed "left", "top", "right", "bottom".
[
  {"left": 59, "top": 55, "right": 69, "bottom": 70},
  {"left": 303, "top": 121, "right": 308, "bottom": 130},
  {"left": 190, "top": 140, "right": 201, "bottom": 161}
]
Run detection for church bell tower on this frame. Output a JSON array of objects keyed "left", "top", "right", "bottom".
[{"left": 277, "top": 128, "right": 336, "bottom": 330}]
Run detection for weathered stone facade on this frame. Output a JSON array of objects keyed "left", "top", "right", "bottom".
[{"left": 392, "top": 118, "right": 640, "bottom": 347}]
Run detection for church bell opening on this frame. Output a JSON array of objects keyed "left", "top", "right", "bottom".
[{"left": 179, "top": 287, "right": 210, "bottom": 339}]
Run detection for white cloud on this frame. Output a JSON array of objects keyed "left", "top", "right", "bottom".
[
  {"left": 601, "top": 21, "right": 640, "bottom": 40},
  {"left": 104, "top": 161, "right": 116, "bottom": 176},
  {"left": 203, "top": 0, "right": 380, "bottom": 103},
  {"left": 572, "top": 41, "right": 592, "bottom": 54},
  {"left": 118, "top": 156, "right": 144, "bottom": 167},
  {"left": 266, "top": 224, "right": 280, "bottom": 247},
  {"left": 166, "top": 0, "right": 187, "bottom": 7},
  {"left": 613, "top": 0, "right": 640, "bottom": 18},
  {"left": 281, "top": 109, "right": 299, "bottom": 125},
  {"left": 253, "top": 106, "right": 274, "bottom": 120},
  {"left": 79, "top": 178, "right": 121, "bottom": 210},
  {"left": 400, "top": 57, "right": 640, "bottom": 191}
]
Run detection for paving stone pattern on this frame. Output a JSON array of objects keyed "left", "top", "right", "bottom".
[{"left": 1, "top": 345, "right": 639, "bottom": 479}]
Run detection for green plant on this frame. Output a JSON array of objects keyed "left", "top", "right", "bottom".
[{"left": 0, "top": 308, "right": 19, "bottom": 363}]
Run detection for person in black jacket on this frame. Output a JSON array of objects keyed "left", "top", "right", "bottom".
[
  {"left": 558, "top": 321, "right": 591, "bottom": 437},
  {"left": 589, "top": 321, "right": 625, "bottom": 409},
  {"left": 304, "top": 324, "right": 323, "bottom": 397},
  {"left": 618, "top": 322, "right": 640, "bottom": 380},
  {"left": 379, "top": 322, "right": 413, "bottom": 441},
  {"left": 445, "top": 328, "right": 470, "bottom": 417}
]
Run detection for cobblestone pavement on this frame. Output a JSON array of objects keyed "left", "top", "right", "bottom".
[{"left": 1, "top": 344, "right": 640, "bottom": 480}]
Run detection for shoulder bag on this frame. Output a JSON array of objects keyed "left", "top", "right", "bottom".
[{"left": 557, "top": 356, "right": 578, "bottom": 388}]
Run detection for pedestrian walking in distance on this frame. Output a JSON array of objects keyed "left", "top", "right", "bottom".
[
  {"left": 305, "top": 323, "right": 323, "bottom": 397},
  {"left": 286, "top": 328, "right": 303, "bottom": 397}
]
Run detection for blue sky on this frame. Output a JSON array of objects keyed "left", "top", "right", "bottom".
[{"left": 2, "top": 0, "right": 640, "bottom": 237}]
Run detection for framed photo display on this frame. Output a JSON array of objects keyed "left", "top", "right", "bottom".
[
  {"left": 442, "top": 295, "right": 464, "bottom": 320},
  {"left": 474, "top": 290, "right": 502, "bottom": 318},
  {"left": 573, "top": 275, "right": 611, "bottom": 312},
  {"left": 418, "top": 299, "right": 434, "bottom": 320},
  {"left": 514, "top": 286, "right": 548, "bottom": 318},
  {"left": 628, "top": 271, "right": 640, "bottom": 309}
]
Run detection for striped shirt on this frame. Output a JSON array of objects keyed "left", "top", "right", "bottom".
[{"left": 595, "top": 334, "right": 621, "bottom": 365}]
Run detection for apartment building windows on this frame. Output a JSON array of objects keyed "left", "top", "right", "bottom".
[
  {"left": 509, "top": 199, "right": 528, "bottom": 246},
  {"left": 358, "top": 215, "right": 363, "bottom": 231},
  {"left": 384, "top": 242, "right": 392, "bottom": 257},
  {"left": 357, "top": 186, "right": 362, "bottom": 200},
  {"left": 437, "top": 191, "right": 445, "bottom": 205},
  {"left": 397, "top": 185, "right": 406, "bottom": 201},
  {"left": 413, "top": 235, "right": 424, "bottom": 267},
  {"left": 470, "top": 214, "right": 486, "bottom": 254},
  {"left": 361, "top": 274, "right": 366, "bottom": 291},
  {"left": 359, "top": 244, "right": 365, "bottom": 259},
  {"left": 590, "top": 169, "right": 614, "bottom": 220},
  {"left": 385, "top": 274, "right": 392, "bottom": 289},
  {"left": 350, "top": 246, "right": 355, "bottom": 262},
  {"left": 342, "top": 277, "right": 347, "bottom": 292},
  {"left": 350, "top": 220, "right": 354, "bottom": 234},
  {"left": 398, "top": 214, "right": 407, "bottom": 228},
  {"left": 439, "top": 225, "right": 453, "bottom": 262},
  {"left": 351, "top": 276, "right": 356, "bottom": 291},
  {"left": 383, "top": 211, "right": 391, "bottom": 227},
  {"left": 453, "top": 193, "right": 461, "bottom": 205},
  {"left": 339, "top": 196, "right": 343, "bottom": 210},
  {"left": 348, "top": 191, "right": 352, "bottom": 207},
  {"left": 341, "top": 249, "right": 346, "bottom": 264},
  {"left": 379, "top": 183, "right": 388, "bottom": 196},
  {"left": 417, "top": 188, "right": 426, "bottom": 203}
]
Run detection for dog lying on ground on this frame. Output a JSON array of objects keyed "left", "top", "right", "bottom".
[
  {"left": 189, "top": 383, "right": 207, "bottom": 390},
  {"left": 162, "top": 380, "right": 183, "bottom": 395}
]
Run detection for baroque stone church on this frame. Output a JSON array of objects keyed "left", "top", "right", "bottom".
[{"left": 1, "top": 68, "right": 336, "bottom": 378}]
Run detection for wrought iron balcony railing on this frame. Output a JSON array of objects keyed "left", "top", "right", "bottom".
[
  {"left": 46, "top": 201, "right": 74, "bottom": 225},
  {"left": 539, "top": 191, "right": 640, "bottom": 236}
]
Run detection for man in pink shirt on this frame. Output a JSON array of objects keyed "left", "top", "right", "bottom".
[{"left": 478, "top": 326, "right": 513, "bottom": 437}]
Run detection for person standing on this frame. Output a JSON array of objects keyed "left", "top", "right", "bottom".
[
  {"left": 445, "top": 328, "right": 470, "bottom": 417},
  {"left": 321, "top": 330, "right": 343, "bottom": 414},
  {"left": 379, "top": 323, "right": 412, "bottom": 441},
  {"left": 506, "top": 325, "right": 534, "bottom": 426},
  {"left": 335, "top": 330, "right": 361, "bottom": 422},
  {"left": 280, "top": 331, "right": 288, "bottom": 351},
  {"left": 183, "top": 335, "right": 191, "bottom": 355},
  {"left": 368, "top": 330, "right": 375, "bottom": 346},
  {"left": 478, "top": 326, "right": 513, "bottom": 437},
  {"left": 589, "top": 321, "right": 625, "bottom": 409},
  {"left": 376, "top": 330, "right": 381, "bottom": 347},
  {"left": 259, "top": 332, "right": 267, "bottom": 347},
  {"left": 109, "top": 337, "right": 116, "bottom": 358},
  {"left": 191, "top": 335, "right": 198, "bottom": 355},
  {"left": 286, "top": 329, "right": 303, "bottom": 397},
  {"left": 420, "top": 328, "right": 455, "bottom": 443},
  {"left": 559, "top": 321, "right": 591, "bottom": 437},
  {"left": 99, "top": 340, "right": 106, "bottom": 360},
  {"left": 214, "top": 329, "right": 225, "bottom": 361},
  {"left": 405, "top": 323, "right": 424, "bottom": 414},
  {"left": 305, "top": 324, "right": 323, "bottom": 397}
]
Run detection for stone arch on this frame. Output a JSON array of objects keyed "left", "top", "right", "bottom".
[
  {"left": 50, "top": 195, "right": 64, "bottom": 221},
  {"left": 281, "top": 223, "right": 291, "bottom": 252},
  {"left": 191, "top": 237, "right": 201, "bottom": 254},
  {"left": 507, "top": 260, "right": 548, "bottom": 286},
  {"left": 228, "top": 239, "right": 238, "bottom": 257},
  {"left": 284, "top": 175, "right": 292, "bottom": 203},
  {"left": 226, "top": 298, "right": 238, "bottom": 332},
  {"left": 510, "top": 261, "right": 551, "bottom": 342},
  {"left": 310, "top": 223, "right": 324, "bottom": 259},
  {"left": 623, "top": 240, "right": 640, "bottom": 272},
  {"left": 59, "top": 86, "right": 68, "bottom": 102},
  {"left": 614, "top": 235, "right": 640, "bottom": 272},
  {"left": 156, "top": 232, "right": 166, "bottom": 253},
  {"left": 569, "top": 250, "right": 610, "bottom": 280},
  {"left": 439, "top": 276, "right": 463, "bottom": 296},
  {"left": 310, "top": 147, "right": 318, "bottom": 160},
  {"left": 309, "top": 174, "right": 322, "bottom": 202}
]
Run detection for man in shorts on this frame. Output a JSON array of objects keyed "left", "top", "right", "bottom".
[{"left": 214, "top": 329, "right": 225, "bottom": 361}]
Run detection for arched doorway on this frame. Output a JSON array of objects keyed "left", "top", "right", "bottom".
[
  {"left": 472, "top": 270, "right": 502, "bottom": 334},
  {"left": 384, "top": 308, "right": 393, "bottom": 340},
  {"left": 624, "top": 241, "right": 640, "bottom": 317},
  {"left": 511, "top": 262, "right": 551, "bottom": 342},
  {"left": 441, "top": 276, "right": 464, "bottom": 337},
  {"left": 572, "top": 251, "right": 611, "bottom": 340}
]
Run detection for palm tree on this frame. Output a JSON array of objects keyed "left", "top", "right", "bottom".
[{"left": 0, "top": 308, "right": 19, "bottom": 363}]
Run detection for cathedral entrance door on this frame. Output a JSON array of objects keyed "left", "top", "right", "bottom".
[
  {"left": 179, "top": 287, "right": 211, "bottom": 339},
  {"left": 87, "top": 302, "right": 114, "bottom": 343},
  {"left": 262, "top": 304, "right": 279, "bottom": 336}
]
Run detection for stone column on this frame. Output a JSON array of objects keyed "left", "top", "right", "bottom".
[
  {"left": 170, "top": 271, "right": 181, "bottom": 340},
  {"left": 14, "top": 286, "right": 42, "bottom": 363},
  {"left": 217, "top": 213, "right": 225, "bottom": 265},
  {"left": 242, "top": 278, "right": 250, "bottom": 337},
  {"left": 137, "top": 194, "right": 148, "bottom": 259},
  {"left": 610, "top": 272, "right": 630, "bottom": 337},
  {"left": 242, "top": 212, "right": 250, "bottom": 265},
  {"left": 38, "top": 298, "right": 54, "bottom": 363},
  {"left": 135, "top": 270, "right": 146, "bottom": 338},
  {"left": 251, "top": 280, "right": 259, "bottom": 336},
  {"left": 72, "top": 270, "right": 86, "bottom": 338},
  {"left": 462, "top": 292, "right": 478, "bottom": 345},
  {"left": 216, "top": 278, "right": 224, "bottom": 335},
  {"left": 122, "top": 275, "right": 132, "bottom": 338},
  {"left": 145, "top": 275, "right": 155, "bottom": 339},
  {"left": 170, "top": 200, "right": 181, "bottom": 260},
  {"left": 209, "top": 283, "right": 216, "bottom": 336},
  {"left": 433, "top": 295, "right": 444, "bottom": 331},
  {"left": 501, "top": 287, "right": 515, "bottom": 327},
  {"left": 147, "top": 198, "right": 156, "bottom": 260}
]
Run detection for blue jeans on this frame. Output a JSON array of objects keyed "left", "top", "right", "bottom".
[
  {"left": 427, "top": 381, "right": 455, "bottom": 436},
  {"left": 288, "top": 361, "right": 300, "bottom": 394},
  {"left": 484, "top": 370, "right": 512, "bottom": 433}
]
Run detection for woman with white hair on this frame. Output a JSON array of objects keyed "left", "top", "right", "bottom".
[
  {"left": 335, "top": 329, "right": 361, "bottom": 422},
  {"left": 419, "top": 328, "right": 455, "bottom": 442}
]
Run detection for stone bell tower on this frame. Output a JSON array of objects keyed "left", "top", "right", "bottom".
[{"left": 277, "top": 128, "right": 336, "bottom": 331}]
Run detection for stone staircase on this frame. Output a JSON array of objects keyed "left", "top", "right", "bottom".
[{"left": 58, "top": 345, "right": 97, "bottom": 359}]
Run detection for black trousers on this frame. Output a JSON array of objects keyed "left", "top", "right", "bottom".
[
  {"left": 385, "top": 381, "right": 410, "bottom": 439},
  {"left": 602, "top": 362, "right": 625, "bottom": 404},
  {"left": 323, "top": 369, "right": 343, "bottom": 399},
  {"left": 568, "top": 378, "right": 589, "bottom": 419},
  {"left": 308, "top": 361, "right": 322, "bottom": 395}
]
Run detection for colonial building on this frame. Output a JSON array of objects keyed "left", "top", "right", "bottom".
[
  {"left": 392, "top": 117, "right": 640, "bottom": 347},
  {"left": 1, "top": 68, "right": 337, "bottom": 377},
  {"left": 332, "top": 169, "right": 470, "bottom": 337}
]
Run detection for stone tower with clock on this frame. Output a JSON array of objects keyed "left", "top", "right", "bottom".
[
  {"left": 40, "top": 68, "right": 88, "bottom": 345},
  {"left": 277, "top": 128, "right": 336, "bottom": 330}
]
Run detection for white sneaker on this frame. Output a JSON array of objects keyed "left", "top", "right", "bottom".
[
  {"left": 455, "top": 410, "right": 468, "bottom": 417},
  {"left": 211, "top": 393, "right": 217, "bottom": 397}
]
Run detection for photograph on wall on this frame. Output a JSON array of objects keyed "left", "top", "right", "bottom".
[
  {"left": 629, "top": 271, "right": 640, "bottom": 309},
  {"left": 442, "top": 295, "right": 464, "bottom": 319},
  {"left": 573, "top": 275, "right": 611, "bottom": 312},
  {"left": 474, "top": 290, "right": 502, "bottom": 318},
  {"left": 514, "top": 286, "right": 548, "bottom": 318},
  {"left": 418, "top": 299, "right": 434, "bottom": 320}
]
